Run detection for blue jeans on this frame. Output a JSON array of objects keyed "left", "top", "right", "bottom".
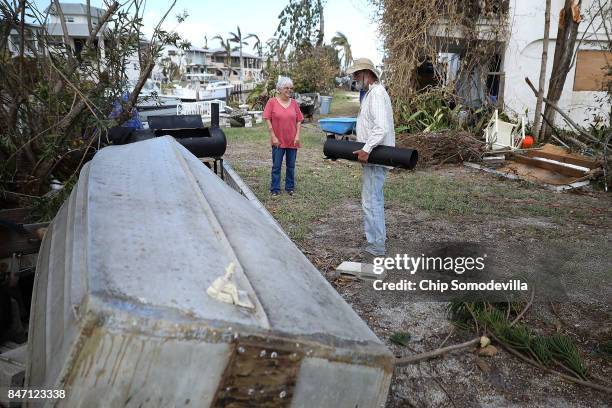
[
  {"left": 271, "top": 147, "right": 297, "bottom": 192},
  {"left": 362, "top": 164, "right": 388, "bottom": 254}
]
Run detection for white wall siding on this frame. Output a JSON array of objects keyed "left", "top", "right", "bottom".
[{"left": 502, "top": 0, "right": 610, "bottom": 127}]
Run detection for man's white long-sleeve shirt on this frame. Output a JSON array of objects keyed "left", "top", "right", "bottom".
[{"left": 356, "top": 82, "right": 395, "bottom": 154}]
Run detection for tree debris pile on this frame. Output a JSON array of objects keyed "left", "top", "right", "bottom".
[
  {"left": 373, "top": 0, "right": 509, "bottom": 105},
  {"left": 396, "top": 131, "right": 484, "bottom": 166},
  {"left": 0, "top": 1, "right": 187, "bottom": 210}
]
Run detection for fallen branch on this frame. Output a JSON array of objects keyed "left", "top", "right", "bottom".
[
  {"left": 395, "top": 337, "right": 480, "bottom": 366},
  {"left": 396, "top": 131, "right": 484, "bottom": 166},
  {"left": 539, "top": 111, "right": 589, "bottom": 150},
  {"left": 51, "top": 0, "right": 76, "bottom": 66},
  {"left": 489, "top": 333, "right": 611, "bottom": 394},
  {"left": 52, "top": 1, "right": 119, "bottom": 95},
  {"left": 510, "top": 287, "right": 535, "bottom": 326},
  {"left": 551, "top": 134, "right": 570, "bottom": 149},
  {"left": 438, "top": 328, "right": 455, "bottom": 348},
  {"left": 526, "top": 77, "right": 611, "bottom": 148}
]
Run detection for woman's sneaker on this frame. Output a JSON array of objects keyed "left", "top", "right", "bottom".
[
  {"left": 287, "top": 190, "right": 294, "bottom": 196},
  {"left": 271, "top": 191, "right": 280, "bottom": 197}
]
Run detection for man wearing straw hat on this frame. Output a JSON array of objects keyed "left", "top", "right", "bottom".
[{"left": 346, "top": 58, "right": 395, "bottom": 257}]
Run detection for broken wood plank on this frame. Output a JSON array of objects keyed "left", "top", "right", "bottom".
[
  {"left": 464, "top": 162, "right": 522, "bottom": 180},
  {"left": 525, "top": 150, "right": 600, "bottom": 169},
  {"left": 525, "top": 77, "right": 604, "bottom": 145},
  {"left": 463, "top": 162, "right": 590, "bottom": 192},
  {"left": 509, "top": 154, "right": 587, "bottom": 177},
  {"left": 483, "top": 155, "right": 505, "bottom": 162}
]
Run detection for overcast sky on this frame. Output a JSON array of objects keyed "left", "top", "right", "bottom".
[{"left": 35, "top": 0, "right": 384, "bottom": 64}]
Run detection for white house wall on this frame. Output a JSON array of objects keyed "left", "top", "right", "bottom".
[{"left": 502, "top": 0, "right": 610, "bottom": 127}]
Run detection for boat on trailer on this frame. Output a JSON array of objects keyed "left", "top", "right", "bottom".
[{"left": 25, "top": 136, "right": 393, "bottom": 406}]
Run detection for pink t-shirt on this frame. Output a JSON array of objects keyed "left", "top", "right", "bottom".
[{"left": 263, "top": 97, "right": 304, "bottom": 148}]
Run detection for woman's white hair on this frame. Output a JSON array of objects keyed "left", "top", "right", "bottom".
[{"left": 276, "top": 76, "right": 294, "bottom": 91}]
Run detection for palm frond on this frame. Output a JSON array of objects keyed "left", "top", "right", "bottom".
[{"left": 450, "top": 301, "right": 589, "bottom": 383}]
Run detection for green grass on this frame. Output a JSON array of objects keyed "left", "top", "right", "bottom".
[
  {"left": 324, "top": 90, "right": 360, "bottom": 117},
  {"left": 384, "top": 171, "right": 578, "bottom": 219},
  {"left": 224, "top": 126, "right": 270, "bottom": 144},
  {"left": 223, "top": 118, "right": 590, "bottom": 242},
  {"left": 225, "top": 124, "right": 323, "bottom": 149},
  {"left": 227, "top": 125, "right": 360, "bottom": 241},
  {"left": 225, "top": 166, "right": 359, "bottom": 241}
]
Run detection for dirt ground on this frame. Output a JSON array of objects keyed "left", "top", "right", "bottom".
[
  {"left": 224, "top": 94, "right": 611, "bottom": 407},
  {"left": 302, "top": 169, "right": 611, "bottom": 408}
]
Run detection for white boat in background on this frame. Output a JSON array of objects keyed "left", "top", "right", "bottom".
[
  {"left": 163, "top": 74, "right": 234, "bottom": 102},
  {"left": 135, "top": 79, "right": 181, "bottom": 120}
]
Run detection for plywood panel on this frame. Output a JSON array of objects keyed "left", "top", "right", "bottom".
[
  {"left": 509, "top": 154, "right": 586, "bottom": 178},
  {"left": 573, "top": 50, "right": 611, "bottom": 91}
]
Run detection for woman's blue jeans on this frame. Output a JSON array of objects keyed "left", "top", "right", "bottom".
[{"left": 270, "top": 146, "right": 297, "bottom": 193}]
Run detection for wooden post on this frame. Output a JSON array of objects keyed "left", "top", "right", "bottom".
[
  {"left": 533, "top": 0, "right": 552, "bottom": 140},
  {"left": 541, "top": 0, "right": 582, "bottom": 142}
]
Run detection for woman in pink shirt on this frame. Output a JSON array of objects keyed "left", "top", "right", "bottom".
[{"left": 263, "top": 76, "right": 304, "bottom": 196}]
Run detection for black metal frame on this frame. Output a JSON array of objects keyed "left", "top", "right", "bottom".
[{"left": 200, "top": 157, "right": 225, "bottom": 180}]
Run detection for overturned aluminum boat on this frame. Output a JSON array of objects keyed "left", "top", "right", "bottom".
[{"left": 26, "top": 136, "right": 393, "bottom": 407}]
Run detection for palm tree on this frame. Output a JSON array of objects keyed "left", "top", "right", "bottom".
[
  {"left": 212, "top": 35, "right": 236, "bottom": 79},
  {"left": 331, "top": 32, "right": 352, "bottom": 72},
  {"left": 266, "top": 37, "right": 285, "bottom": 68},
  {"left": 246, "top": 33, "right": 262, "bottom": 58},
  {"left": 229, "top": 26, "right": 248, "bottom": 81}
]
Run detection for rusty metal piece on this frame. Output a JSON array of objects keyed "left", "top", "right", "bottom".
[{"left": 213, "top": 339, "right": 303, "bottom": 407}]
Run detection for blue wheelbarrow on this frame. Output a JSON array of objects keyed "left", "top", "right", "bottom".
[{"left": 318, "top": 117, "right": 357, "bottom": 140}]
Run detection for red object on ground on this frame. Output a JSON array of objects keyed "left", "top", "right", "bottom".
[{"left": 522, "top": 135, "right": 534, "bottom": 148}]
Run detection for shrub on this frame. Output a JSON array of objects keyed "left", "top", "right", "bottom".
[{"left": 290, "top": 45, "right": 339, "bottom": 94}]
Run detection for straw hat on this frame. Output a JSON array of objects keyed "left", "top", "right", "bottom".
[{"left": 346, "top": 58, "right": 380, "bottom": 79}]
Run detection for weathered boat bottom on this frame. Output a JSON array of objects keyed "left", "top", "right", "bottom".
[{"left": 25, "top": 137, "right": 393, "bottom": 407}]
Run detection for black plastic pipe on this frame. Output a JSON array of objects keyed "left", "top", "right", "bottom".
[
  {"left": 148, "top": 114, "right": 203, "bottom": 130},
  {"left": 164, "top": 127, "right": 227, "bottom": 158},
  {"left": 323, "top": 139, "right": 418, "bottom": 169},
  {"left": 108, "top": 122, "right": 227, "bottom": 158}
]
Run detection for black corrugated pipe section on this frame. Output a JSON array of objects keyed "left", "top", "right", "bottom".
[
  {"left": 148, "top": 114, "right": 203, "bottom": 130},
  {"left": 159, "top": 127, "right": 227, "bottom": 158},
  {"left": 107, "top": 104, "right": 227, "bottom": 158},
  {"left": 323, "top": 139, "right": 418, "bottom": 169},
  {"left": 146, "top": 126, "right": 226, "bottom": 158}
]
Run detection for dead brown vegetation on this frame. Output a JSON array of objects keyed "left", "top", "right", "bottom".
[
  {"left": 396, "top": 131, "right": 484, "bottom": 166},
  {"left": 372, "top": 0, "right": 509, "bottom": 108},
  {"left": 0, "top": 0, "right": 187, "bottom": 207}
]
